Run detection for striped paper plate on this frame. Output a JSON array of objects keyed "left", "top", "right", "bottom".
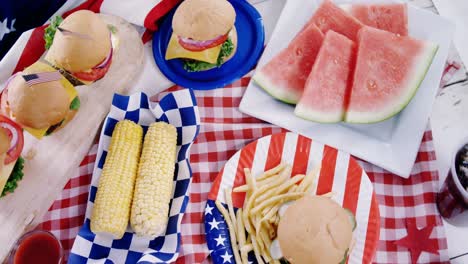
[{"left": 205, "top": 132, "right": 380, "bottom": 264}]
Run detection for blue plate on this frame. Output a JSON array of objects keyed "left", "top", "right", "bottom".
[{"left": 152, "top": 0, "right": 265, "bottom": 90}]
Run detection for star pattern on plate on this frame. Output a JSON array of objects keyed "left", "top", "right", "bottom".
[
  {"left": 221, "top": 251, "right": 233, "bottom": 263},
  {"left": 393, "top": 219, "right": 439, "bottom": 264},
  {"left": 205, "top": 204, "right": 214, "bottom": 215},
  {"left": 208, "top": 217, "right": 221, "bottom": 231},
  {"left": 215, "top": 234, "right": 226, "bottom": 247}
]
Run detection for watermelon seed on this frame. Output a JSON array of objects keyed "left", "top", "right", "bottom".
[
  {"left": 295, "top": 48, "right": 303, "bottom": 56},
  {"left": 317, "top": 17, "right": 326, "bottom": 26},
  {"left": 367, "top": 80, "right": 378, "bottom": 91}
]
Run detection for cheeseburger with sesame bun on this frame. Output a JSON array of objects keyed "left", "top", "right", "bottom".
[{"left": 165, "top": 0, "right": 238, "bottom": 72}]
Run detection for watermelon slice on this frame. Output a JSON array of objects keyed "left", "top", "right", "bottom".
[
  {"left": 253, "top": 24, "right": 324, "bottom": 104},
  {"left": 345, "top": 27, "right": 438, "bottom": 123},
  {"left": 295, "top": 31, "right": 355, "bottom": 123},
  {"left": 307, "top": 0, "right": 363, "bottom": 41},
  {"left": 342, "top": 3, "right": 408, "bottom": 36}
]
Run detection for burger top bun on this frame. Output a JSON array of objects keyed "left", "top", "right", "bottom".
[
  {"left": 172, "top": 0, "right": 235, "bottom": 40},
  {"left": 277, "top": 195, "right": 353, "bottom": 264},
  {"left": 6, "top": 74, "right": 70, "bottom": 129},
  {"left": 0, "top": 128, "right": 9, "bottom": 155},
  {"left": 47, "top": 10, "right": 111, "bottom": 72}
]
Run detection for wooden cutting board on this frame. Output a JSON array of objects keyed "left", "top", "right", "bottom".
[{"left": 0, "top": 14, "right": 144, "bottom": 261}]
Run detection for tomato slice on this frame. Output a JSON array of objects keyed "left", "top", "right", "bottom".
[
  {"left": 178, "top": 34, "right": 228, "bottom": 52},
  {"left": 72, "top": 54, "right": 113, "bottom": 82},
  {"left": 0, "top": 115, "right": 24, "bottom": 164}
]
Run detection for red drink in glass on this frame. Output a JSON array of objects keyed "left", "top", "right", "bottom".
[{"left": 9, "top": 230, "right": 63, "bottom": 264}]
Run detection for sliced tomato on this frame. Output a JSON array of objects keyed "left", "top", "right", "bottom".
[
  {"left": 72, "top": 54, "right": 113, "bottom": 82},
  {"left": 0, "top": 115, "right": 24, "bottom": 164},
  {"left": 178, "top": 34, "right": 228, "bottom": 51}
]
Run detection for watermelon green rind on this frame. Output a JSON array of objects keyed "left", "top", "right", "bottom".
[
  {"left": 294, "top": 104, "right": 344, "bottom": 123},
  {"left": 253, "top": 71, "right": 301, "bottom": 105},
  {"left": 344, "top": 42, "right": 439, "bottom": 123}
]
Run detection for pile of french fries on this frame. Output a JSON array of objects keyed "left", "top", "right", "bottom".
[{"left": 215, "top": 163, "right": 321, "bottom": 264}]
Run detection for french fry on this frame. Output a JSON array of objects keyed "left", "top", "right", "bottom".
[
  {"left": 233, "top": 184, "right": 249, "bottom": 193},
  {"left": 256, "top": 174, "right": 305, "bottom": 203},
  {"left": 241, "top": 244, "right": 253, "bottom": 253},
  {"left": 289, "top": 184, "right": 299, "bottom": 193},
  {"left": 257, "top": 165, "right": 291, "bottom": 188},
  {"left": 251, "top": 235, "right": 265, "bottom": 264},
  {"left": 215, "top": 201, "right": 242, "bottom": 264},
  {"left": 250, "top": 193, "right": 305, "bottom": 215},
  {"left": 237, "top": 209, "right": 248, "bottom": 264},
  {"left": 256, "top": 163, "right": 286, "bottom": 181},
  {"left": 297, "top": 165, "right": 321, "bottom": 192},
  {"left": 224, "top": 189, "right": 237, "bottom": 234},
  {"left": 259, "top": 228, "right": 272, "bottom": 262},
  {"left": 244, "top": 168, "right": 256, "bottom": 191}
]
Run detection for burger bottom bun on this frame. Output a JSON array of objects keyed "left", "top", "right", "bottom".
[
  {"left": 277, "top": 195, "right": 353, "bottom": 264},
  {"left": 50, "top": 109, "right": 78, "bottom": 134}
]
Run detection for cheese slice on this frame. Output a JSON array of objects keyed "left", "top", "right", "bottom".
[
  {"left": 165, "top": 33, "right": 221, "bottom": 64},
  {"left": 21, "top": 61, "right": 78, "bottom": 139}
]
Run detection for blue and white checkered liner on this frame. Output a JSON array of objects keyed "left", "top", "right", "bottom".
[{"left": 69, "top": 89, "right": 200, "bottom": 264}]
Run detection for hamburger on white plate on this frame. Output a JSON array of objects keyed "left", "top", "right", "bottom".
[
  {"left": 0, "top": 62, "right": 80, "bottom": 139},
  {"left": 270, "top": 195, "right": 356, "bottom": 264},
  {"left": 165, "top": 0, "right": 238, "bottom": 72},
  {"left": 44, "top": 10, "right": 118, "bottom": 85}
]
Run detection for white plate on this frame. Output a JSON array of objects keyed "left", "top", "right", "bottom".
[{"left": 239, "top": 0, "right": 454, "bottom": 178}]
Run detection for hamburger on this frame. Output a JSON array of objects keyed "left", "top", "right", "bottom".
[
  {"left": 44, "top": 10, "right": 118, "bottom": 85},
  {"left": 272, "top": 196, "right": 355, "bottom": 264},
  {"left": 165, "top": 0, "right": 237, "bottom": 72},
  {"left": 0, "top": 61, "right": 80, "bottom": 139},
  {"left": 0, "top": 115, "right": 24, "bottom": 197}
]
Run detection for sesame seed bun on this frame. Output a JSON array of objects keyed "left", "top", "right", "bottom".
[
  {"left": 277, "top": 196, "right": 353, "bottom": 264},
  {"left": 3, "top": 75, "right": 70, "bottom": 129},
  {"left": 47, "top": 10, "right": 111, "bottom": 72},
  {"left": 172, "top": 0, "right": 236, "bottom": 40}
]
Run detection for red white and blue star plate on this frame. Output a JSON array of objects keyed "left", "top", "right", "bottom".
[{"left": 204, "top": 132, "right": 380, "bottom": 263}]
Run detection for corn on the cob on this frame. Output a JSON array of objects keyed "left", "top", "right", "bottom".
[
  {"left": 131, "top": 122, "right": 177, "bottom": 237},
  {"left": 91, "top": 120, "right": 143, "bottom": 239}
]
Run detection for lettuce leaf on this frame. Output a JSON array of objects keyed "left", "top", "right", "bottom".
[
  {"left": 1, "top": 157, "right": 25, "bottom": 197},
  {"left": 44, "top": 16, "right": 63, "bottom": 50},
  {"left": 183, "top": 38, "right": 234, "bottom": 72},
  {"left": 70, "top": 96, "right": 81, "bottom": 110}
]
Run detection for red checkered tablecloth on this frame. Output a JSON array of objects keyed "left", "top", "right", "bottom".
[{"left": 38, "top": 69, "right": 461, "bottom": 263}]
